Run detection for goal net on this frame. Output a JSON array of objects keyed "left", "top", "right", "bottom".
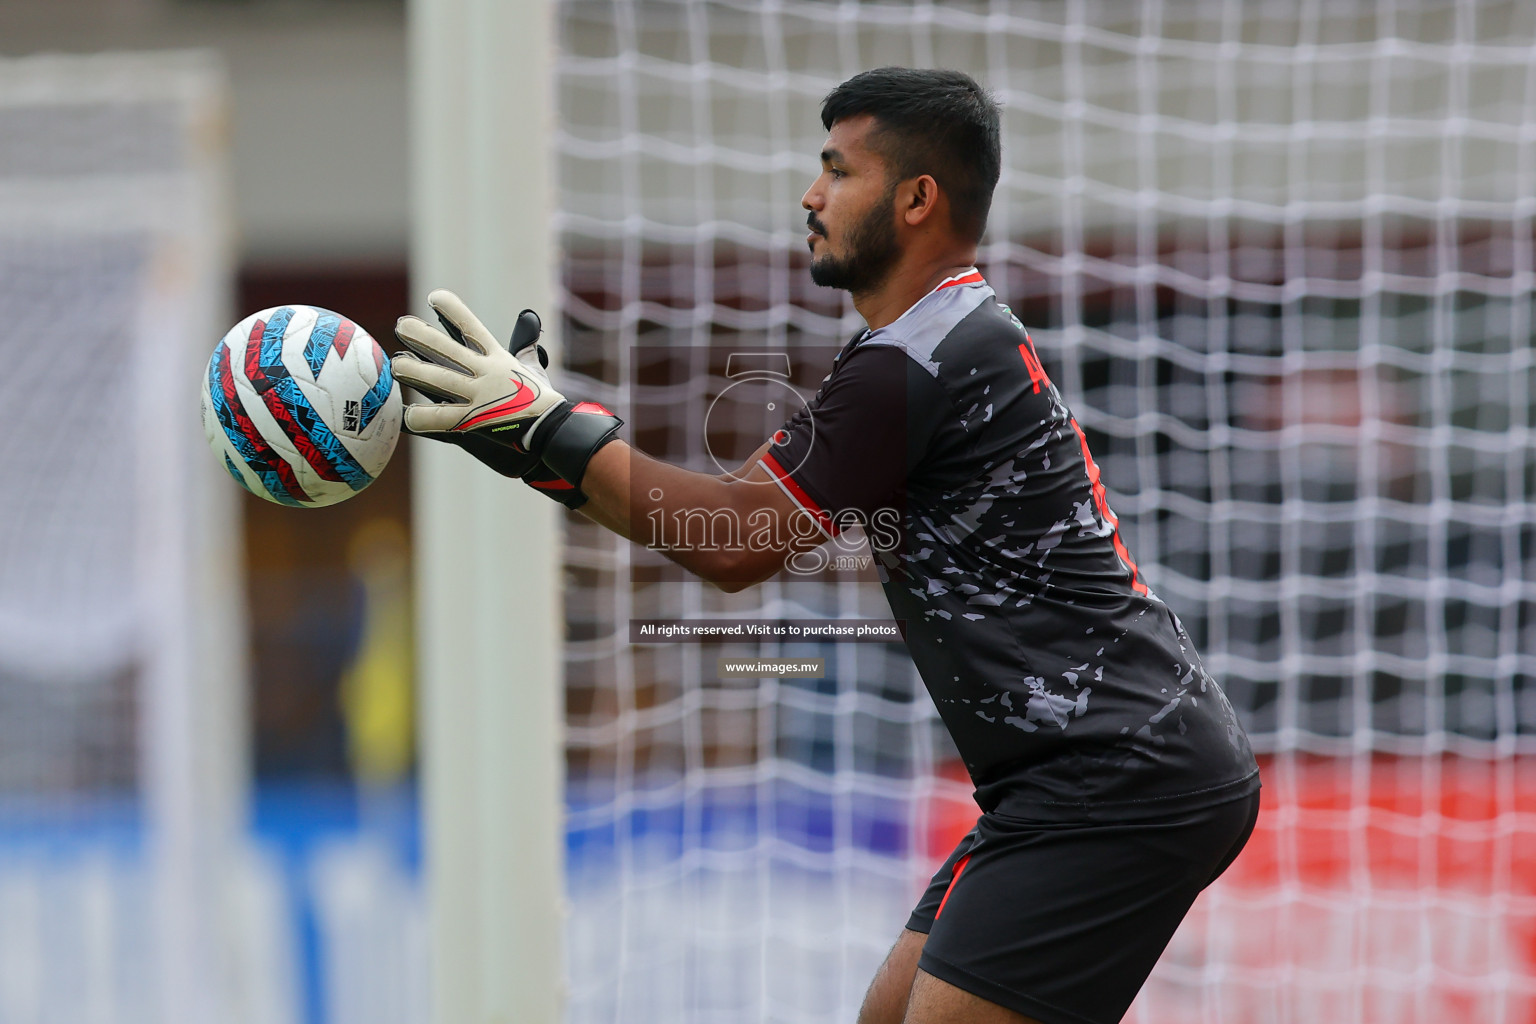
[{"left": 555, "top": 2, "right": 1536, "bottom": 1022}]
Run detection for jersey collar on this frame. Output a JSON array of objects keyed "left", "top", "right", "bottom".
[
  {"left": 935, "top": 267, "right": 985, "bottom": 291},
  {"left": 854, "top": 266, "right": 989, "bottom": 346},
  {"left": 885, "top": 267, "right": 987, "bottom": 330},
  {"left": 839, "top": 268, "right": 989, "bottom": 361}
]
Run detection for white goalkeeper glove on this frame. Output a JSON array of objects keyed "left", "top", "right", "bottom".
[
  {"left": 393, "top": 288, "right": 565, "bottom": 444},
  {"left": 391, "top": 289, "right": 621, "bottom": 492}
]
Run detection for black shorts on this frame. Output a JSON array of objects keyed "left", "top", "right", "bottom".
[{"left": 907, "top": 791, "right": 1260, "bottom": 1024}]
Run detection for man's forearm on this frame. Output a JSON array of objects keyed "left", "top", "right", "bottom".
[
  {"left": 575, "top": 441, "right": 640, "bottom": 540},
  {"left": 577, "top": 440, "right": 748, "bottom": 579},
  {"left": 576, "top": 439, "right": 814, "bottom": 589}
]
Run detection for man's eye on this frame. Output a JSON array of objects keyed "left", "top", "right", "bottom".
[{"left": 829, "top": 168, "right": 845, "bottom": 179}]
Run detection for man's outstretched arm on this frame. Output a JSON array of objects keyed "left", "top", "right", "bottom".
[
  {"left": 577, "top": 438, "right": 826, "bottom": 592},
  {"left": 390, "top": 290, "right": 826, "bottom": 593}
]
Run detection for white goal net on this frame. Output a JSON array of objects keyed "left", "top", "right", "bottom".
[{"left": 555, "top": 2, "right": 1536, "bottom": 1022}]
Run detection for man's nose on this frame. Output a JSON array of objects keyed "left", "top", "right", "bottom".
[{"left": 801, "top": 180, "right": 820, "bottom": 211}]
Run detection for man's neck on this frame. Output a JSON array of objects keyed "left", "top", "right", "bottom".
[{"left": 852, "top": 254, "right": 979, "bottom": 330}]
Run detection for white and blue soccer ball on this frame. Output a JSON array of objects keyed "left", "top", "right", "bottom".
[{"left": 200, "top": 304, "right": 402, "bottom": 507}]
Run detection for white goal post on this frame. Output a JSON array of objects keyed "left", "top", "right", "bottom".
[{"left": 408, "top": 0, "right": 565, "bottom": 1021}]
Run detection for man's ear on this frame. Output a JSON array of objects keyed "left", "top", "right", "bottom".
[{"left": 903, "top": 174, "right": 942, "bottom": 227}]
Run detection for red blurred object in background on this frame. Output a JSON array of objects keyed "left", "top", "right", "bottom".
[{"left": 923, "top": 754, "right": 1536, "bottom": 1023}]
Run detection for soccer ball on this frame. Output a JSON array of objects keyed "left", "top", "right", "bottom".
[{"left": 200, "top": 305, "right": 402, "bottom": 507}]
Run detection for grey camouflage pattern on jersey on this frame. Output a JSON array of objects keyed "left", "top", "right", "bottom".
[{"left": 775, "top": 272, "right": 1258, "bottom": 821}]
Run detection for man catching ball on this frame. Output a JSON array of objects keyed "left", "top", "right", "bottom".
[{"left": 392, "top": 67, "right": 1260, "bottom": 1024}]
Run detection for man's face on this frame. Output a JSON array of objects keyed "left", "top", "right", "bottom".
[{"left": 801, "top": 114, "right": 902, "bottom": 294}]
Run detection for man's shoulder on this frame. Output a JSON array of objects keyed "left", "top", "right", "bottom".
[{"left": 858, "top": 280, "right": 997, "bottom": 377}]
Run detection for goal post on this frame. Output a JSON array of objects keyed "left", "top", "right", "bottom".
[{"left": 408, "top": 0, "right": 565, "bottom": 1021}]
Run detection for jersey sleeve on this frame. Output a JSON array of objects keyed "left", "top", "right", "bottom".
[{"left": 758, "top": 342, "right": 951, "bottom": 537}]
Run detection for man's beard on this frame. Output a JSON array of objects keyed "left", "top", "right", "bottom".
[{"left": 808, "top": 182, "right": 901, "bottom": 294}]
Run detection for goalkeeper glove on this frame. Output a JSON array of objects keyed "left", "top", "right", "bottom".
[{"left": 392, "top": 289, "right": 622, "bottom": 496}]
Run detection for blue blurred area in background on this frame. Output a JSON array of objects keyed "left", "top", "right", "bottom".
[
  {"left": 252, "top": 783, "right": 419, "bottom": 1024},
  {"left": 0, "top": 780, "right": 912, "bottom": 1024}
]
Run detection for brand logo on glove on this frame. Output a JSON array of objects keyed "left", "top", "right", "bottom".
[{"left": 455, "top": 379, "right": 536, "bottom": 431}]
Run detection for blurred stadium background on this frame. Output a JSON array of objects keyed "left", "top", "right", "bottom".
[{"left": 2, "top": 0, "right": 1535, "bottom": 1022}]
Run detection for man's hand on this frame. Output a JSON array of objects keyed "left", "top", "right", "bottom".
[
  {"left": 391, "top": 289, "right": 621, "bottom": 502},
  {"left": 392, "top": 289, "right": 567, "bottom": 449}
]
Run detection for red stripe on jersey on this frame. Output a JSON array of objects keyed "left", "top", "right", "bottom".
[
  {"left": 934, "top": 853, "right": 973, "bottom": 921},
  {"left": 759, "top": 451, "right": 839, "bottom": 537},
  {"left": 937, "top": 270, "right": 984, "bottom": 290},
  {"left": 1069, "top": 418, "right": 1149, "bottom": 596}
]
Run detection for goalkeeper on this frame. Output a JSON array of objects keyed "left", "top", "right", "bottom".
[{"left": 393, "top": 67, "right": 1260, "bottom": 1024}]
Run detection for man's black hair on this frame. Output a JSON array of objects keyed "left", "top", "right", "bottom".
[{"left": 820, "top": 67, "right": 1002, "bottom": 245}]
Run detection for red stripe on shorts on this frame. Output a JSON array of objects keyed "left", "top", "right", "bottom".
[{"left": 934, "top": 853, "right": 973, "bottom": 921}]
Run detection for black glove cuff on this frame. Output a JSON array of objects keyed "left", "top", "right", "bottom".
[{"left": 537, "top": 400, "right": 623, "bottom": 489}]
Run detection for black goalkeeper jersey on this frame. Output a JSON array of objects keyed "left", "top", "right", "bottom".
[{"left": 760, "top": 270, "right": 1259, "bottom": 822}]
